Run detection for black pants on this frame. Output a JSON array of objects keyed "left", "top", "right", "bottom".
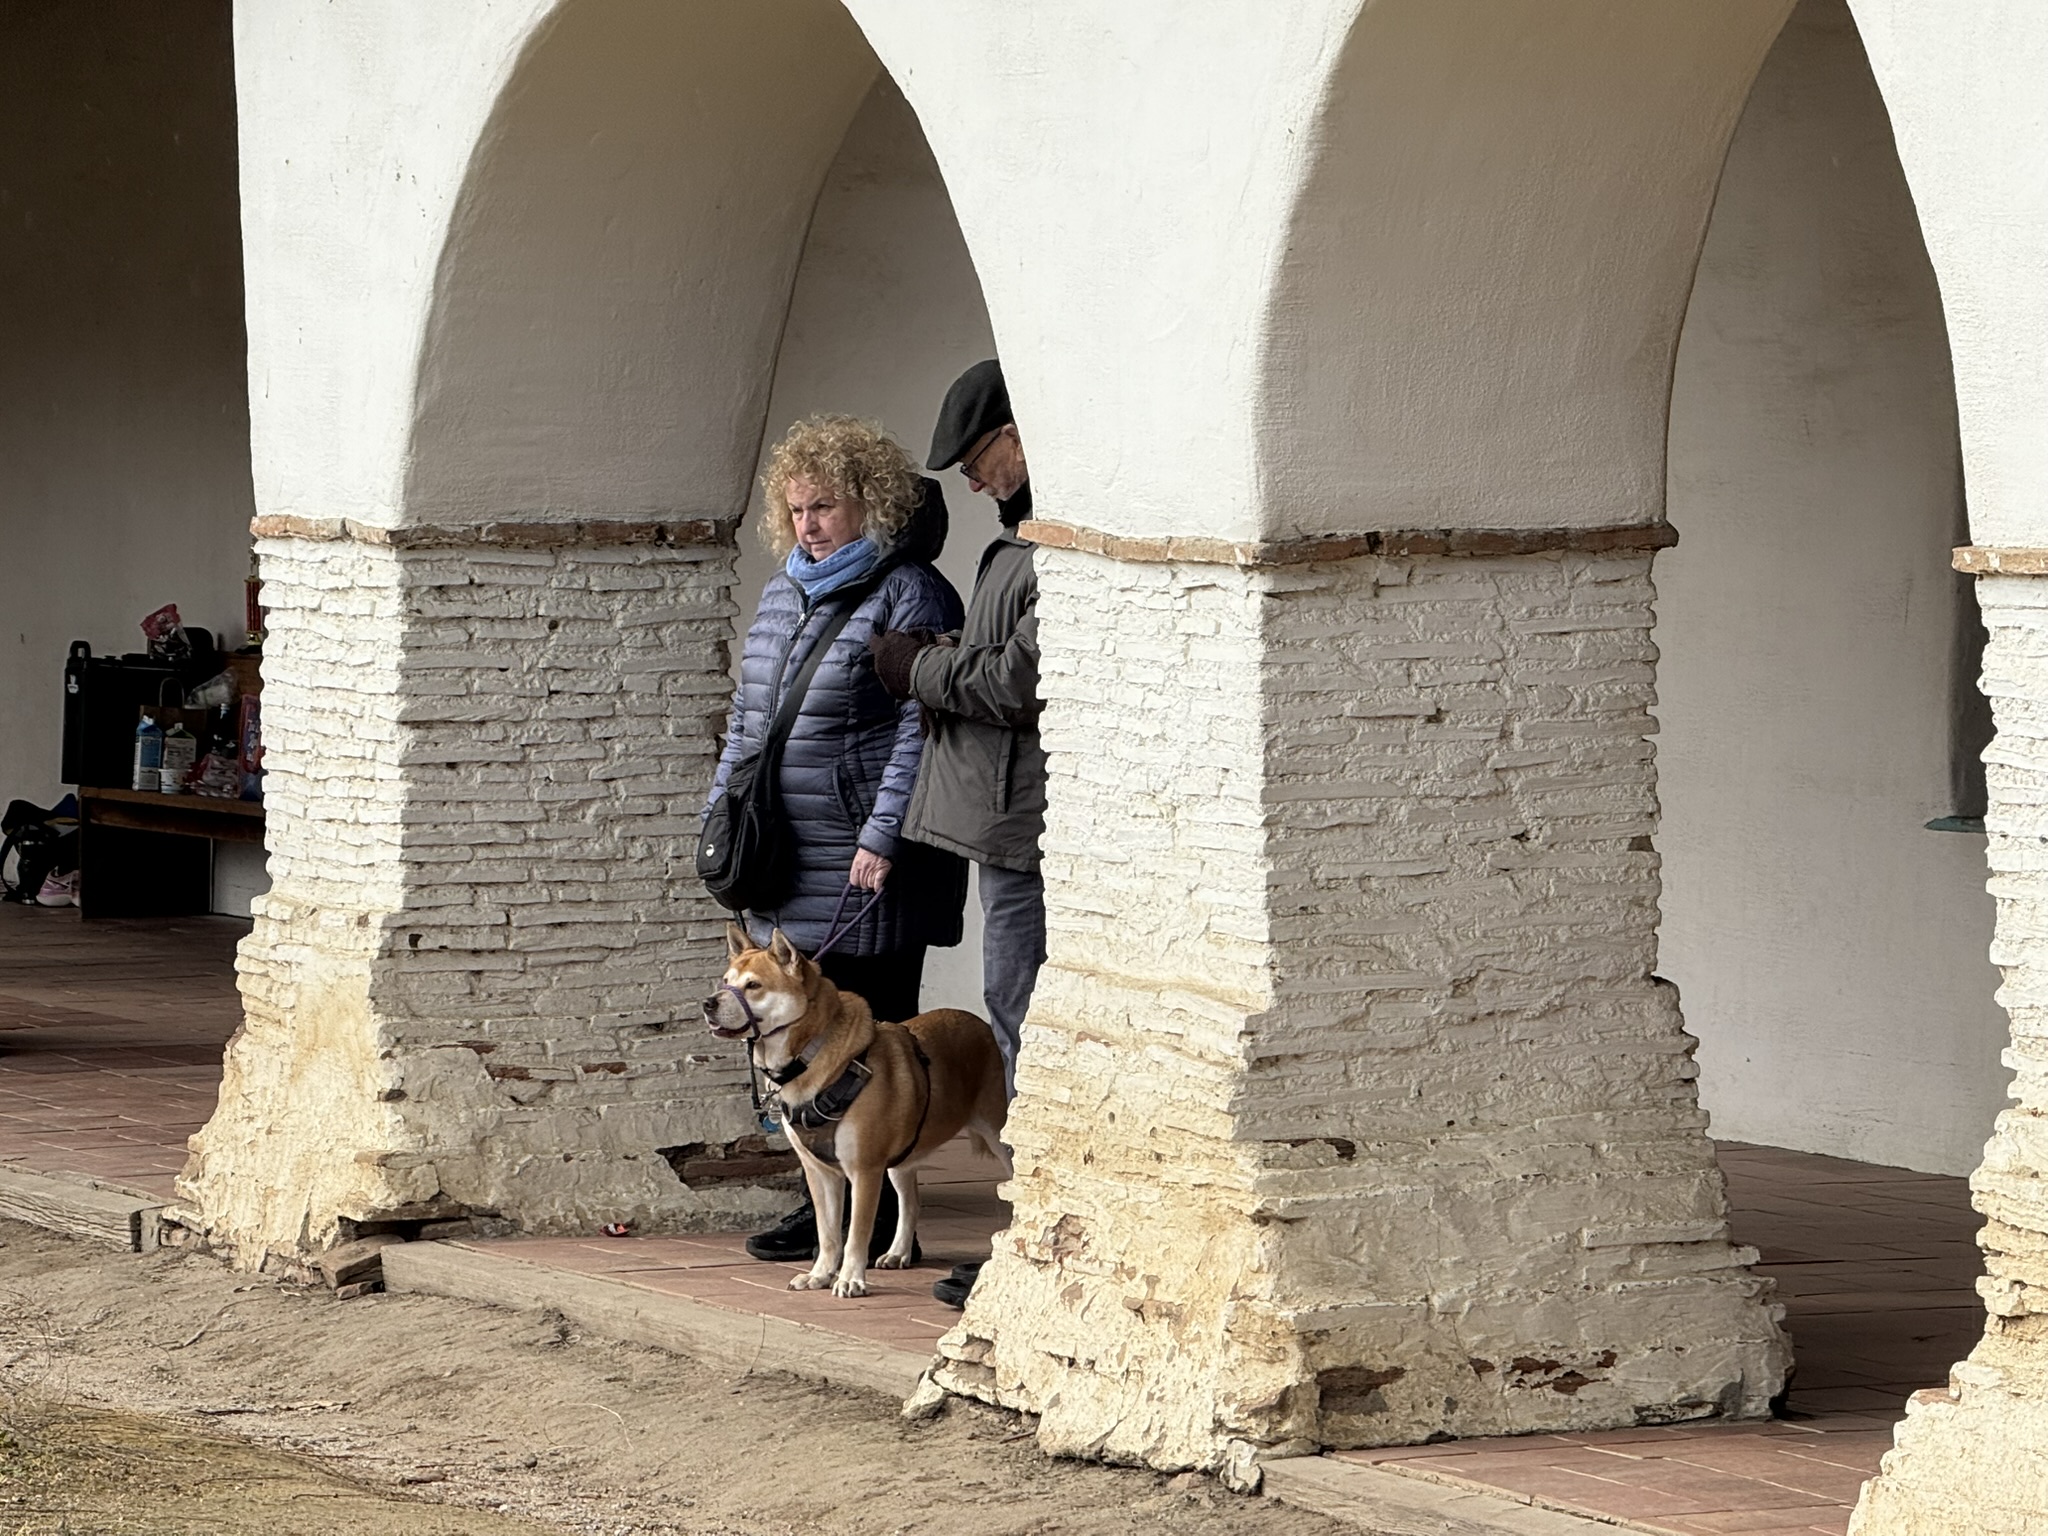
[{"left": 818, "top": 947, "right": 926, "bottom": 1023}]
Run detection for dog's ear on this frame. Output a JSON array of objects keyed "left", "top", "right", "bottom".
[
  {"left": 725, "top": 922, "right": 752, "bottom": 960},
  {"left": 768, "top": 928, "right": 804, "bottom": 974}
]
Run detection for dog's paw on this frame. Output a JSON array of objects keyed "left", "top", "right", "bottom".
[
  {"left": 789, "top": 1272, "right": 831, "bottom": 1291},
  {"left": 873, "top": 1251, "right": 914, "bottom": 1270},
  {"left": 832, "top": 1274, "right": 870, "bottom": 1298}
]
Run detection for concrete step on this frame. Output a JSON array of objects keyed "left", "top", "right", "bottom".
[
  {"left": 0, "top": 1166, "right": 165, "bottom": 1252},
  {"left": 382, "top": 1239, "right": 930, "bottom": 1399},
  {"left": 1262, "top": 1456, "right": 1638, "bottom": 1535},
  {"left": 383, "top": 1243, "right": 1647, "bottom": 1536}
]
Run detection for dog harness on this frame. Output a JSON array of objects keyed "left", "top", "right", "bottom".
[{"left": 769, "top": 1036, "right": 932, "bottom": 1169}]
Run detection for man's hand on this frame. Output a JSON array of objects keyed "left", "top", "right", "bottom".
[
  {"left": 849, "top": 848, "right": 893, "bottom": 891},
  {"left": 868, "top": 628, "right": 936, "bottom": 700}
]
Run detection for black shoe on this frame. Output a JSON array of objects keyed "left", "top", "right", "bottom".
[
  {"left": 932, "top": 1261, "right": 982, "bottom": 1309},
  {"left": 743, "top": 1194, "right": 921, "bottom": 1265},
  {"left": 746, "top": 1201, "right": 817, "bottom": 1262}
]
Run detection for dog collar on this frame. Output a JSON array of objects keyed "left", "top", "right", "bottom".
[{"left": 711, "top": 982, "right": 800, "bottom": 1045}]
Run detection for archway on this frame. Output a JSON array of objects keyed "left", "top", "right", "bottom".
[
  {"left": 735, "top": 72, "right": 1001, "bottom": 1017},
  {"left": 1662, "top": 0, "right": 2001, "bottom": 1185},
  {"left": 182, "top": 0, "right": 1005, "bottom": 1264},
  {"left": 1660, "top": 4, "right": 1997, "bottom": 1462}
]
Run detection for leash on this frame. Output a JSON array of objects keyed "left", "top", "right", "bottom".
[{"left": 810, "top": 882, "right": 884, "bottom": 962}]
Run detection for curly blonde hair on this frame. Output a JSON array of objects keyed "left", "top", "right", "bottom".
[{"left": 758, "top": 415, "right": 921, "bottom": 558}]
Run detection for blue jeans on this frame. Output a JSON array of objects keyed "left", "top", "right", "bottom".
[{"left": 979, "top": 864, "right": 1045, "bottom": 1098}]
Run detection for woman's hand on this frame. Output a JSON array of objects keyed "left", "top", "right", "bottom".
[{"left": 849, "top": 849, "right": 893, "bottom": 891}]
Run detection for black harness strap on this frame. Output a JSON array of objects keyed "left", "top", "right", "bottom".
[
  {"left": 887, "top": 1037, "right": 934, "bottom": 1170},
  {"left": 772, "top": 1036, "right": 933, "bottom": 1170}
]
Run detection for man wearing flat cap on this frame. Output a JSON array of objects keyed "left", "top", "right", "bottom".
[{"left": 869, "top": 359, "right": 1045, "bottom": 1309}]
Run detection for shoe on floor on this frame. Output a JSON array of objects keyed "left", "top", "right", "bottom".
[
  {"left": 745, "top": 1201, "right": 818, "bottom": 1262},
  {"left": 743, "top": 1193, "right": 922, "bottom": 1265},
  {"left": 35, "top": 871, "right": 78, "bottom": 908},
  {"left": 933, "top": 1260, "right": 982, "bottom": 1309}
]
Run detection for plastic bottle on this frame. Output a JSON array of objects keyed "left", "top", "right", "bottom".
[
  {"left": 132, "top": 715, "right": 164, "bottom": 792},
  {"left": 159, "top": 723, "right": 197, "bottom": 794}
]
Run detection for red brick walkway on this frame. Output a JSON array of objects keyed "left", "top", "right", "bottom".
[
  {"left": 455, "top": 1137, "right": 1008, "bottom": 1358},
  {"left": 0, "top": 906, "right": 1987, "bottom": 1533},
  {"left": 0, "top": 903, "right": 243, "bottom": 1199}
]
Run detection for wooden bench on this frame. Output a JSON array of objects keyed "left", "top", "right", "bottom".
[{"left": 76, "top": 787, "right": 264, "bottom": 919}]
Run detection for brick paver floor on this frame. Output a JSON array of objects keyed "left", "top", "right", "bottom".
[
  {"left": 0, "top": 906, "right": 1987, "bottom": 1533},
  {"left": 457, "top": 1137, "right": 1009, "bottom": 1357},
  {"left": 0, "top": 904, "right": 244, "bottom": 1199}
]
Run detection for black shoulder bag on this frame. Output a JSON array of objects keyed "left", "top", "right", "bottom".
[{"left": 697, "top": 582, "right": 880, "bottom": 913}]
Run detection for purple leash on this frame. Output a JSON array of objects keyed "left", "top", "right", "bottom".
[{"left": 810, "top": 882, "right": 884, "bottom": 963}]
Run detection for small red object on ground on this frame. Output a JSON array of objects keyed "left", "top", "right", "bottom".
[{"left": 600, "top": 1223, "right": 632, "bottom": 1238}]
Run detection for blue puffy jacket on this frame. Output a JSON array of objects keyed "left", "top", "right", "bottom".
[{"left": 706, "top": 489, "right": 967, "bottom": 955}]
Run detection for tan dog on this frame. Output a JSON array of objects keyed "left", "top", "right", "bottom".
[{"left": 703, "top": 925, "right": 1007, "bottom": 1298}]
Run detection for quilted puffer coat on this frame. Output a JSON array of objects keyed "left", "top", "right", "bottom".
[{"left": 705, "top": 483, "right": 967, "bottom": 954}]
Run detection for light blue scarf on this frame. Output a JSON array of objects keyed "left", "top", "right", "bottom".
[{"left": 785, "top": 536, "right": 882, "bottom": 600}]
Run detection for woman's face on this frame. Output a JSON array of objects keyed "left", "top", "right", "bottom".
[{"left": 786, "top": 477, "right": 864, "bottom": 561}]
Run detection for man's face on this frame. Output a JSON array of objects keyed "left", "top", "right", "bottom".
[{"left": 959, "top": 425, "right": 1028, "bottom": 502}]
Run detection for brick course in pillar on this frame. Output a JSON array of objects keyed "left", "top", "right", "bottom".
[
  {"left": 178, "top": 529, "right": 782, "bottom": 1261},
  {"left": 1852, "top": 572, "right": 2043, "bottom": 1534},
  {"left": 931, "top": 544, "right": 1788, "bottom": 1485}
]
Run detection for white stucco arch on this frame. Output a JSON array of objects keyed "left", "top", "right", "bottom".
[
  {"left": 1255, "top": 0, "right": 1796, "bottom": 538},
  {"left": 403, "top": 0, "right": 881, "bottom": 524}
]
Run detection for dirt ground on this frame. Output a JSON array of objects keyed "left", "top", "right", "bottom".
[{"left": 0, "top": 1221, "right": 1347, "bottom": 1536}]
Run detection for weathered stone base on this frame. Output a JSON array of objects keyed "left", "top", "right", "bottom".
[
  {"left": 933, "top": 545, "right": 1787, "bottom": 1481},
  {"left": 1851, "top": 574, "right": 2040, "bottom": 1532},
  {"left": 179, "top": 527, "right": 781, "bottom": 1262}
]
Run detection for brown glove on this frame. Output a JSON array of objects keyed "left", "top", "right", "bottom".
[{"left": 869, "top": 628, "right": 935, "bottom": 700}]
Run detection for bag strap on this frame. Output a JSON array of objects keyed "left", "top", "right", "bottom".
[{"left": 760, "top": 569, "right": 891, "bottom": 756}]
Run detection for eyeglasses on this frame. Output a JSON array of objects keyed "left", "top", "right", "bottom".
[{"left": 959, "top": 430, "right": 1003, "bottom": 481}]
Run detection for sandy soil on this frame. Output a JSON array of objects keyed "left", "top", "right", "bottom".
[
  {"left": 0, "top": 1404, "right": 562, "bottom": 1534},
  {"left": 0, "top": 1221, "right": 1345, "bottom": 1536}
]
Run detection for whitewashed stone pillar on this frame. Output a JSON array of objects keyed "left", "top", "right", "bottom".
[
  {"left": 929, "top": 520, "right": 1789, "bottom": 1486},
  {"left": 1852, "top": 556, "right": 2048, "bottom": 1534},
  {"left": 176, "top": 517, "right": 784, "bottom": 1263}
]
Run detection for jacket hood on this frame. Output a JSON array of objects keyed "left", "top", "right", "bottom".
[{"left": 886, "top": 476, "right": 950, "bottom": 566}]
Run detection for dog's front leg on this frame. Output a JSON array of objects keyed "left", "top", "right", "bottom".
[
  {"left": 834, "top": 1171, "right": 883, "bottom": 1297},
  {"left": 790, "top": 1159, "right": 846, "bottom": 1292},
  {"left": 874, "top": 1167, "right": 919, "bottom": 1270}
]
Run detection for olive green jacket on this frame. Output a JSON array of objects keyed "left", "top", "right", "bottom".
[{"left": 902, "top": 528, "right": 1044, "bottom": 871}]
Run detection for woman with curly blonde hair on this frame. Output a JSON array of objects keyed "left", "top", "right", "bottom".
[
  {"left": 706, "top": 415, "right": 968, "bottom": 1267},
  {"left": 756, "top": 413, "right": 923, "bottom": 559},
  {"left": 707, "top": 413, "right": 967, "bottom": 1008}
]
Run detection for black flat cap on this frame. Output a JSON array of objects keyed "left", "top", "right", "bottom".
[{"left": 927, "top": 359, "right": 1012, "bottom": 470}]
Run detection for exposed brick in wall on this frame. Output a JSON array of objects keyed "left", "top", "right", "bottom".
[
  {"left": 1853, "top": 572, "right": 2043, "bottom": 1534},
  {"left": 931, "top": 545, "right": 1788, "bottom": 1485},
  {"left": 178, "top": 531, "right": 782, "bottom": 1260}
]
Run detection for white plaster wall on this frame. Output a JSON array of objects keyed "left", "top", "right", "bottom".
[
  {"left": 1658, "top": 0, "right": 2005, "bottom": 1176},
  {"left": 1848, "top": 0, "right": 2048, "bottom": 551},
  {"left": 738, "top": 77, "right": 997, "bottom": 1014},
  {"left": 0, "top": 1, "right": 254, "bottom": 810},
  {"left": 232, "top": 0, "right": 556, "bottom": 527}
]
